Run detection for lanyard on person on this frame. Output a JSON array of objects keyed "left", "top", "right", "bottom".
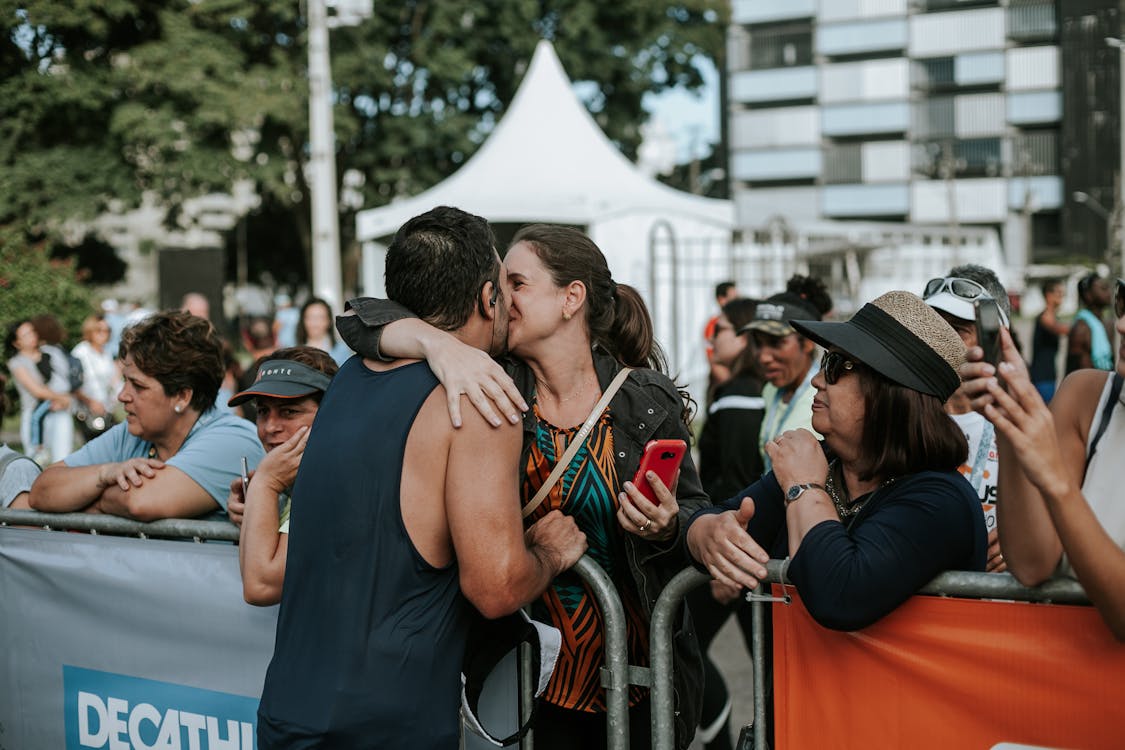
[
  {"left": 761, "top": 360, "right": 818, "bottom": 472},
  {"left": 968, "top": 420, "right": 994, "bottom": 496}
]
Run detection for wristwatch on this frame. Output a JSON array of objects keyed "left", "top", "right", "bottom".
[{"left": 784, "top": 482, "right": 826, "bottom": 507}]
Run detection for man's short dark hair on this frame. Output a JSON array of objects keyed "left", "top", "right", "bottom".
[
  {"left": 385, "top": 206, "right": 499, "bottom": 331},
  {"left": 948, "top": 263, "right": 1010, "bottom": 319},
  {"left": 1078, "top": 272, "right": 1102, "bottom": 303},
  {"left": 1040, "top": 278, "right": 1063, "bottom": 297},
  {"left": 715, "top": 281, "right": 736, "bottom": 300}
]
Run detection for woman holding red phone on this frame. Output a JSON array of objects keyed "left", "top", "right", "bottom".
[{"left": 339, "top": 225, "right": 708, "bottom": 750}]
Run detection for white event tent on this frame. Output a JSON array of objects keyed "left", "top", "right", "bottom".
[{"left": 356, "top": 39, "right": 734, "bottom": 304}]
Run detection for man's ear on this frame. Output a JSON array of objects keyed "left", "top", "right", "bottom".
[{"left": 478, "top": 281, "right": 497, "bottom": 319}]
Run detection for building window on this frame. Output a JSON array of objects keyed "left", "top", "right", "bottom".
[
  {"left": 916, "top": 0, "right": 999, "bottom": 10},
  {"left": 1008, "top": 0, "right": 1057, "bottom": 43},
  {"left": 749, "top": 22, "right": 813, "bottom": 70},
  {"left": 914, "top": 58, "right": 956, "bottom": 92},
  {"left": 912, "top": 138, "right": 1003, "bottom": 178},
  {"left": 824, "top": 144, "right": 862, "bottom": 184},
  {"left": 1011, "top": 129, "right": 1059, "bottom": 176}
]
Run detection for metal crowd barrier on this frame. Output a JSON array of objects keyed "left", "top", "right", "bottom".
[
  {"left": 1, "top": 510, "right": 1096, "bottom": 750},
  {"left": 650, "top": 560, "right": 1093, "bottom": 750},
  {"left": 0, "top": 507, "right": 239, "bottom": 541}
]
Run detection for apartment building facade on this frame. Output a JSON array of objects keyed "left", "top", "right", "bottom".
[{"left": 727, "top": 0, "right": 1123, "bottom": 273}]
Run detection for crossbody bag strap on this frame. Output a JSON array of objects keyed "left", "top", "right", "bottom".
[
  {"left": 521, "top": 367, "right": 633, "bottom": 519},
  {"left": 1085, "top": 372, "right": 1124, "bottom": 476}
]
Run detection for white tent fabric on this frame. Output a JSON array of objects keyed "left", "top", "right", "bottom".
[
  {"left": 355, "top": 40, "right": 733, "bottom": 395},
  {"left": 355, "top": 40, "right": 732, "bottom": 242}
]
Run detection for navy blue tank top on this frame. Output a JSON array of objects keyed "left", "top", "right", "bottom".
[{"left": 258, "top": 358, "right": 468, "bottom": 749}]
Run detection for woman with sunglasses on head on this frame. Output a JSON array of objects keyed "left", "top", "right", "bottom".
[
  {"left": 686, "top": 291, "right": 988, "bottom": 633},
  {"left": 963, "top": 279, "right": 1125, "bottom": 639}
]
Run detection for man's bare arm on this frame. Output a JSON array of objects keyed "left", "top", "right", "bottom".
[{"left": 446, "top": 406, "right": 585, "bottom": 618}]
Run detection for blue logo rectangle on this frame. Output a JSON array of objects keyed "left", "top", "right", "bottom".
[{"left": 63, "top": 666, "right": 259, "bottom": 750}]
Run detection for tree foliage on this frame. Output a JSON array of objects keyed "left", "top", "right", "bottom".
[
  {"left": 0, "top": 226, "right": 96, "bottom": 344},
  {"left": 1, "top": 0, "right": 725, "bottom": 283}
]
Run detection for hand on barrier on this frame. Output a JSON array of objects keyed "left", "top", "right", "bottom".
[
  {"left": 424, "top": 334, "right": 527, "bottom": 429},
  {"left": 985, "top": 528, "right": 1006, "bottom": 573},
  {"left": 98, "top": 457, "right": 165, "bottom": 492},
  {"left": 687, "top": 498, "right": 770, "bottom": 592},
  {"left": 617, "top": 469, "right": 680, "bottom": 542},
  {"left": 710, "top": 578, "right": 743, "bottom": 605},
  {"left": 526, "top": 509, "right": 588, "bottom": 573}
]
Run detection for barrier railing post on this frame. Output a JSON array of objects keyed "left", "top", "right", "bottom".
[
  {"left": 519, "top": 640, "right": 534, "bottom": 749},
  {"left": 750, "top": 592, "right": 767, "bottom": 750},
  {"left": 649, "top": 567, "right": 709, "bottom": 750},
  {"left": 572, "top": 555, "right": 632, "bottom": 750}
]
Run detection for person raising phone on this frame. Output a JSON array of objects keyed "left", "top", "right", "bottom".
[
  {"left": 924, "top": 265, "right": 1012, "bottom": 573},
  {"left": 338, "top": 224, "right": 708, "bottom": 750},
  {"left": 962, "top": 278, "right": 1125, "bottom": 640}
]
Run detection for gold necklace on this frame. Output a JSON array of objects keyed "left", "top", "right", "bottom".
[
  {"left": 824, "top": 459, "right": 897, "bottom": 521},
  {"left": 538, "top": 375, "right": 596, "bottom": 405}
]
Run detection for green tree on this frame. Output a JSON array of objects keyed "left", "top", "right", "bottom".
[
  {"left": 0, "top": 227, "right": 96, "bottom": 343},
  {"left": 1, "top": 1, "right": 726, "bottom": 285}
]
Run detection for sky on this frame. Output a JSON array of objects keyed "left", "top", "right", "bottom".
[{"left": 640, "top": 54, "right": 721, "bottom": 165}]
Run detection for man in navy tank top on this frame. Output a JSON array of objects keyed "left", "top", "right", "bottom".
[{"left": 257, "top": 207, "right": 588, "bottom": 749}]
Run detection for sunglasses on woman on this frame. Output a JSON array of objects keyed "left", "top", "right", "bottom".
[
  {"left": 821, "top": 350, "right": 856, "bottom": 385},
  {"left": 923, "top": 276, "right": 988, "bottom": 302},
  {"left": 1116, "top": 278, "right": 1125, "bottom": 320}
]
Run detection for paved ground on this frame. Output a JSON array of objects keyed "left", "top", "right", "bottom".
[{"left": 689, "top": 615, "right": 755, "bottom": 750}]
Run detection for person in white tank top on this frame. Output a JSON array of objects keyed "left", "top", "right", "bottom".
[{"left": 960, "top": 278, "right": 1125, "bottom": 641}]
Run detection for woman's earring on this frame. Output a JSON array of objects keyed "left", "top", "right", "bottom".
[
  {"left": 562, "top": 310, "right": 572, "bottom": 321},
  {"left": 174, "top": 404, "right": 183, "bottom": 414}
]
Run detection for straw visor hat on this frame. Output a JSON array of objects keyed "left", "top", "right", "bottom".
[{"left": 790, "top": 291, "right": 965, "bottom": 401}]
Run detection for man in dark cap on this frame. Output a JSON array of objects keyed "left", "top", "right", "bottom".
[
  {"left": 224, "top": 346, "right": 338, "bottom": 606},
  {"left": 741, "top": 292, "right": 824, "bottom": 471}
]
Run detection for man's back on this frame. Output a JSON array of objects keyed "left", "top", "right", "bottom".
[{"left": 257, "top": 357, "right": 468, "bottom": 748}]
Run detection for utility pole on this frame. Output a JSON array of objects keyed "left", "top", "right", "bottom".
[
  {"left": 1106, "top": 36, "right": 1125, "bottom": 275},
  {"left": 306, "top": 0, "right": 372, "bottom": 310},
  {"left": 307, "top": 0, "right": 342, "bottom": 311}
]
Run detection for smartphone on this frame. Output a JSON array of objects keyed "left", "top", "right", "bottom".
[
  {"left": 240, "top": 456, "right": 250, "bottom": 497},
  {"left": 974, "top": 297, "right": 1002, "bottom": 367},
  {"left": 631, "top": 439, "right": 687, "bottom": 505}
]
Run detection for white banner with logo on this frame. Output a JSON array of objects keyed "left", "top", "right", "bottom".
[{"left": 0, "top": 527, "right": 278, "bottom": 750}]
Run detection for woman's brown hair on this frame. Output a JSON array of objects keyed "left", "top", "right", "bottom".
[
  {"left": 118, "top": 310, "right": 224, "bottom": 413},
  {"left": 855, "top": 368, "right": 967, "bottom": 482},
  {"left": 510, "top": 224, "right": 666, "bottom": 372}
]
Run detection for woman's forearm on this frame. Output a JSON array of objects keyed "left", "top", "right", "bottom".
[
  {"left": 28, "top": 464, "right": 104, "bottom": 512},
  {"left": 995, "top": 433, "right": 1064, "bottom": 586},
  {"left": 238, "top": 479, "right": 286, "bottom": 606},
  {"left": 1042, "top": 484, "right": 1125, "bottom": 640}
]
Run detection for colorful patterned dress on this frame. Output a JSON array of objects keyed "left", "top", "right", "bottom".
[{"left": 523, "top": 405, "right": 650, "bottom": 712}]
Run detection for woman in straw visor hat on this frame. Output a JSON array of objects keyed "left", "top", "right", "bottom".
[{"left": 686, "top": 291, "right": 988, "bottom": 632}]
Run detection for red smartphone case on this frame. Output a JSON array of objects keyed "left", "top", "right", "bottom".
[{"left": 631, "top": 439, "right": 686, "bottom": 505}]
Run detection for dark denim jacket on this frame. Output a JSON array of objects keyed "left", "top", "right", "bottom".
[{"left": 339, "top": 298, "right": 706, "bottom": 749}]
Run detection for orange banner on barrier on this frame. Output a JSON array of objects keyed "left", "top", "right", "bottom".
[{"left": 773, "top": 587, "right": 1125, "bottom": 749}]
